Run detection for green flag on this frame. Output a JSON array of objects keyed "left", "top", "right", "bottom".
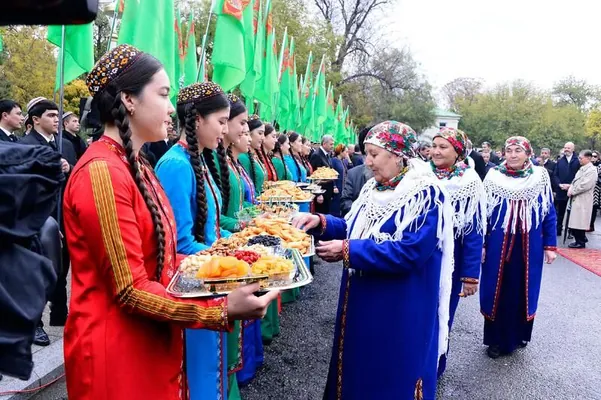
[
  {"left": 324, "top": 83, "right": 336, "bottom": 133},
  {"left": 239, "top": 0, "right": 263, "bottom": 101},
  {"left": 47, "top": 24, "right": 94, "bottom": 92},
  {"left": 313, "top": 55, "right": 327, "bottom": 127},
  {"left": 256, "top": 22, "right": 279, "bottom": 121},
  {"left": 289, "top": 56, "right": 300, "bottom": 130},
  {"left": 183, "top": 13, "right": 198, "bottom": 86},
  {"left": 118, "top": 0, "right": 176, "bottom": 94},
  {"left": 212, "top": 0, "right": 251, "bottom": 91},
  {"left": 0, "top": 33, "right": 3, "bottom": 52},
  {"left": 277, "top": 35, "right": 293, "bottom": 129},
  {"left": 300, "top": 51, "right": 313, "bottom": 109},
  {"left": 334, "top": 95, "right": 344, "bottom": 142}
]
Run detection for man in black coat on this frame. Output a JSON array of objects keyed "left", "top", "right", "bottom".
[
  {"left": 349, "top": 144, "right": 363, "bottom": 168},
  {"left": 554, "top": 142, "right": 580, "bottom": 235},
  {"left": 19, "top": 98, "right": 75, "bottom": 343},
  {"left": 61, "top": 111, "right": 87, "bottom": 162},
  {"left": 482, "top": 141, "right": 500, "bottom": 164},
  {"left": 469, "top": 149, "right": 487, "bottom": 180},
  {"left": 540, "top": 147, "right": 557, "bottom": 189},
  {"left": 310, "top": 134, "right": 335, "bottom": 214},
  {"left": 0, "top": 99, "right": 25, "bottom": 142}
]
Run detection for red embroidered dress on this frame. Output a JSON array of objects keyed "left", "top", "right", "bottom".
[{"left": 63, "top": 137, "right": 230, "bottom": 400}]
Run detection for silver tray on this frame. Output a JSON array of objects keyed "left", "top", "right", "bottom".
[
  {"left": 307, "top": 177, "right": 337, "bottom": 182},
  {"left": 166, "top": 249, "right": 313, "bottom": 298},
  {"left": 257, "top": 195, "right": 314, "bottom": 204}
]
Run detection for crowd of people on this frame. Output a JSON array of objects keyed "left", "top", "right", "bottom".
[{"left": 0, "top": 43, "right": 595, "bottom": 399}]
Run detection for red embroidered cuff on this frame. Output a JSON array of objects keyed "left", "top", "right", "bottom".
[
  {"left": 461, "top": 277, "right": 479, "bottom": 284},
  {"left": 544, "top": 246, "right": 557, "bottom": 251},
  {"left": 342, "top": 239, "right": 350, "bottom": 269},
  {"left": 317, "top": 213, "right": 327, "bottom": 235}
]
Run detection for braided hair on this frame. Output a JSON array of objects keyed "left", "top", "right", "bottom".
[
  {"left": 215, "top": 142, "right": 231, "bottom": 214},
  {"left": 94, "top": 53, "right": 166, "bottom": 280},
  {"left": 175, "top": 83, "right": 230, "bottom": 244},
  {"left": 247, "top": 116, "right": 264, "bottom": 185},
  {"left": 274, "top": 134, "right": 289, "bottom": 180},
  {"left": 287, "top": 132, "right": 303, "bottom": 182}
]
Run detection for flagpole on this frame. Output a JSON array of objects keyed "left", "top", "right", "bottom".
[
  {"left": 107, "top": 0, "right": 120, "bottom": 52},
  {"left": 57, "top": 24, "right": 67, "bottom": 226},
  {"left": 277, "top": 27, "right": 287, "bottom": 82},
  {"left": 196, "top": 0, "right": 215, "bottom": 82}
]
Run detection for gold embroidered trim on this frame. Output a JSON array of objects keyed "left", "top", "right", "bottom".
[
  {"left": 336, "top": 272, "right": 352, "bottom": 399},
  {"left": 342, "top": 240, "right": 350, "bottom": 269},
  {"left": 89, "top": 161, "right": 228, "bottom": 330},
  {"left": 414, "top": 378, "right": 423, "bottom": 400}
]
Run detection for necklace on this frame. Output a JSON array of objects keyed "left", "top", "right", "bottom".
[{"left": 375, "top": 167, "right": 409, "bottom": 191}]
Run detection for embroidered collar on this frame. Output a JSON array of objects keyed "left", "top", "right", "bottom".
[
  {"left": 375, "top": 167, "right": 409, "bottom": 191},
  {"left": 495, "top": 160, "right": 533, "bottom": 178},
  {"left": 430, "top": 160, "right": 469, "bottom": 180}
]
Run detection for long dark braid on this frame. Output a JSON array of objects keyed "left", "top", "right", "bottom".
[
  {"left": 274, "top": 135, "right": 289, "bottom": 179},
  {"left": 216, "top": 143, "right": 231, "bottom": 214},
  {"left": 203, "top": 147, "right": 221, "bottom": 190},
  {"left": 247, "top": 149, "right": 257, "bottom": 184},
  {"left": 113, "top": 101, "right": 166, "bottom": 280},
  {"left": 288, "top": 133, "right": 302, "bottom": 182},
  {"left": 184, "top": 107, "right": 208, "bottom": 243}
]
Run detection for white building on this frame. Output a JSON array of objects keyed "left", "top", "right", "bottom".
[{"left": 420, "top": 108, "right": 461, "bottom": 141}]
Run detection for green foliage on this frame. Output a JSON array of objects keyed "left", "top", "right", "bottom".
[
  {"left": 62, "top": 79, "right": 89, "bottom": 113},
  {"left": 552, "top": 75, "right": 601, "bottom": 112},
  {"left": 457, "top": 80, "right": 587, "bottom": 153},
  {"left": 0, "top": 26, "right": 56, "bottom": 107},
  {"left": 585, "top": 109, "right": 601, "bottom": 149}
]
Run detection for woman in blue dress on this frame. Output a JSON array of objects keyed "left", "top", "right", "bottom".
[
  {"left": 156, "top": 82, "right": 279, "bottom": 399},
  {"left": 481, "top": 136, "right": 557, "bottom": 359},
  {"left": 293, "top": 121, "right": 455, "bottom": 400},
  {"left": 430, "top": 127, "right": 486, "bottom": 376},
  {"left": 285, "top": 132, "right": 307, "bottom": 183},
  {"left": 330, "top": 144, "right": 349, "bottom": 216}
]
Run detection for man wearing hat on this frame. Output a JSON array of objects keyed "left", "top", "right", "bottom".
[
  {"left": 19, "top": 97, "right": 76, "bottom": 345},
  {"left": 62, "top": 111, "right": 87, "bottom": 161}
]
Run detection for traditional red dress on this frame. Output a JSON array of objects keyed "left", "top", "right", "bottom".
[{"left": 63, "top": 136, "right": 230, "bottom": 400}]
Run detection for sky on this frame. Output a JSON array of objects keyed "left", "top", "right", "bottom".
[{"left": 388, "top": 0, "right": 601, "bottom": 96}]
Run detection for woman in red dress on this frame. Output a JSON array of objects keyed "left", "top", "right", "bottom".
[{"left": 62, "top": 45, "right": 278, "bottom": 400}]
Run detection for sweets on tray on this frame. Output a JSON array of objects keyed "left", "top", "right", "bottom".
[
  {"left": 258, "top": 185, "right": 313, "bottom": 201},
  {"left": 195, "top": 256, "right": 250, "bottom": 279},
  {"left": 310, "top": 167, "right": 338, "bottom": 179},
  {"left": 251, "top": 255, "right": 295, "bottom": 279},
  {"left": 251, "top": 218, "right": 312, "bottom": 254},
  {"left": 180, "top": 254, "right": 212, "bottom": 277}
]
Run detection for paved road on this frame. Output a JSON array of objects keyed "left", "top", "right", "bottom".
[{"left": 30, "top": 236, "right": 601, "bottom": 399}]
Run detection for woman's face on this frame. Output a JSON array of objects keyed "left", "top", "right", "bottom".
[
  {"left": 280, "top": 137, "right": 290, "bottom": 155},
  {"left": 263, "top": 131, "right": 277, "bottom": 152},
  {"left": 226, "top": 111, "right": 249, "bottom": 146},
  {"left": 505, "top": 145, "right": 529, "bottom": 169},
  {"left": 197, "top": 108, "right": 230, "bottom": 150},
  {"left": 250, "top": 125, "right": 265, "bottom": 150},
  {"left": 126, "top": 68, "right": 175, "bottom": 143},
  {"left": 431, "top": 137, "right": 459, "bottom": 168},
  {"left": 341, "top": 147, "right": 349, "bottom": 159},
  {"left": 234, "top": 129, "right": 251, "bottom": 154},
  {"left": 365, "top": 143, "right": 401, "bottom": 183},
  {"left": 290, "top": 137, "right": 303, "bottom": 154},
  {"left": 302, "top": 141, "right": 311, "bottom": 156}
]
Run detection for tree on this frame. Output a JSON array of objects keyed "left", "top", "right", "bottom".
[
  {"left": 552, "top": 75, "right": 600, "bottom": 112},
  {"left": 94, "top": 7, "right": 112, "bottom": 61},
  {"left": 0, "top": 26, "right": 56, "bottom": 107},
  {"left": 62, "top": 79, "right": 89, "bottom": 113},
  {"left": 585, "top": 109, "right": 601, "bottom": 150},
  {"left": 313, "top": 0, "right": 390, "bottom": 74},
  {"left": 441, "top": 77, "right": 483, "bottom": 112}
]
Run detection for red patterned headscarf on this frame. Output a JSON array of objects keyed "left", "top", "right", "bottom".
[
  {"left": 365, "top": 121, "right": 417, "bottom": 158},
  {"left": 504, "top": 136, "right": 532, "bottom": 155},
  {"left": 433, "top": 127, "right": 471, "bottom": 160}
]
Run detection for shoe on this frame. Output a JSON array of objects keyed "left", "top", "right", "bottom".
[
  {"left": 556, "top": 231, "right": 562, "bottom": 236},
  {"left": 33, "top": 327, "right": 50, "bottom": 346},
  {"left": 519, "top": 340, "right": 528, "bottom": 348},
  {"left": 487, "top": 345, "right": 501, "bottom": 359},
  {"left": 584, "top": 237, "right": 589, "bottom": 243},
  {"left": 568, "top": 234, "right": 574, "bottom": 239},
  {"left": 568, "top": 242, "right": 586, "bottom": 249},
  {"left": 49, "top": 313, "right": 68, "bottom": 327}
]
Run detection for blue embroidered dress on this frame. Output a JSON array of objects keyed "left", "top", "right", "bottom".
[
  {"left": 312, "top": 163, "right": 455, "bottom": 400},
  {"left": 480, "top": 165, "right": 557, "bottom": 354},
  {"left": 432, "top": 164, "right": 485, "bottom": 376},
  {"left": 284, "top": 154, "right": 307, "bottom": 183},
  {"left": 156, "top": 143, "right": 231, "bottom": 400}
]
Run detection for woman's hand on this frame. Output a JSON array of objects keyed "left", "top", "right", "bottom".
[
  {"left": 226, "top": 283, "right": 280, "bottom": 322},
  {"left": 460, "top": 282, "right": 478, "bottom": 297},
  {"left": 316, "top": 240, "right": 344, "bottom": 262},
  {"left": 544, "top": 250, "right": 557, "bottom": 264},
  {"left": 333, "top": 187, "right": 339, "bottom": 194},
  {"left": 291, "top": 213, "right": 321, "bottom": 231}
]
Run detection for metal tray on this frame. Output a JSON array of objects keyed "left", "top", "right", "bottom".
[
  {"left": 166, "top": 249, "right": 313, "bottom": 298},
  {"left": 258, "top": 195, "right": 314, "bottom": 204},
  {"left": 307, "top": 176, "right": 337, "bottom": 182}
]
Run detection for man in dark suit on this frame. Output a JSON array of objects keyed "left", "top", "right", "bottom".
[
  {"left": 310, "top": 134, "right": 335, "bottom": 214},
  {"left": 482, "top": 141, "right": 500, "bottom": 164},
  {"left": 61, "top": 111, "right": 87, "bottom": 162},
  {"left": 341, "top": 126, "right": 373, "bottom": 215},
  {"left": 540, "top": 147, "right": 557, "bottom": 189},
  {"left": 20, "top": 98, "right": 76, "bottom": 345},
  {"left": 0, "top": 99, "right": 25, "bottom": 142},
  {"left": 469, "top": 148, "right": 487, "bottom": 180},
  {"left": 554, "top": 142, "right": 580, "bottom": 235},
  {"left": 349, "top": 144, "right": 363, "bottom": 168},
  {"left": 142, "top": 119, "right": 178, "bottom": 167},
  {"left": 481, "top": 151, "right": 496, "bottom": 174}
]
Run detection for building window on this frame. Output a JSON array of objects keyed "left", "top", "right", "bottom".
[{"left": 439, "top": 122, "right": 447, "bottom": 127}]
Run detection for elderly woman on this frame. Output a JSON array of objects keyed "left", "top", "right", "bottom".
[
  {"left": 567, "top": 150, "right": 598, "bottom": 248},
  {"left": 293, "top": 121, "right": 455, "bottom": 400},
  {"left": 430, "top": 128, "right": 486, "bottom": 376},
  {"left": 481, "top": 136, "right": 557, "bottom": 359}
]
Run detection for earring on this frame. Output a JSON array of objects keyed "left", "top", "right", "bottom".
[{"left": 129, "top": 108, "right": 135, "bottom": 116}]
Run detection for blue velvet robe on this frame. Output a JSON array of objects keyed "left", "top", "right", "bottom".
[
  {"left": 284, "top": 154, "right": 307, "bottom": 183},
  {"left": 480, "top": 186, "right": 556, "bottom": 353},
  {"left": 156, "top": 144, "right": 230, "bottom": 400},
  {"left": 315, "top": 187, "right": 445, "bottom": 400}
]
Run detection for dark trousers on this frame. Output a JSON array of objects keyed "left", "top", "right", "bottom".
[
  {"left": 591, "top": 205, "right": 599, "bottom": 230},
  {"left": 555, "top": 198, "right": 569, "bottom": 234},
  {"left": 572, "top": 228, "right": 587, "bottom": 245}
]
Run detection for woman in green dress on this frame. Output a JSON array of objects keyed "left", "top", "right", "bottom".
[
  {"left": 239, "top": 115, "right": 266, "bottom": 197},
  {"left": 272, "top": 133, "right": 293, "bottom": 181}
]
